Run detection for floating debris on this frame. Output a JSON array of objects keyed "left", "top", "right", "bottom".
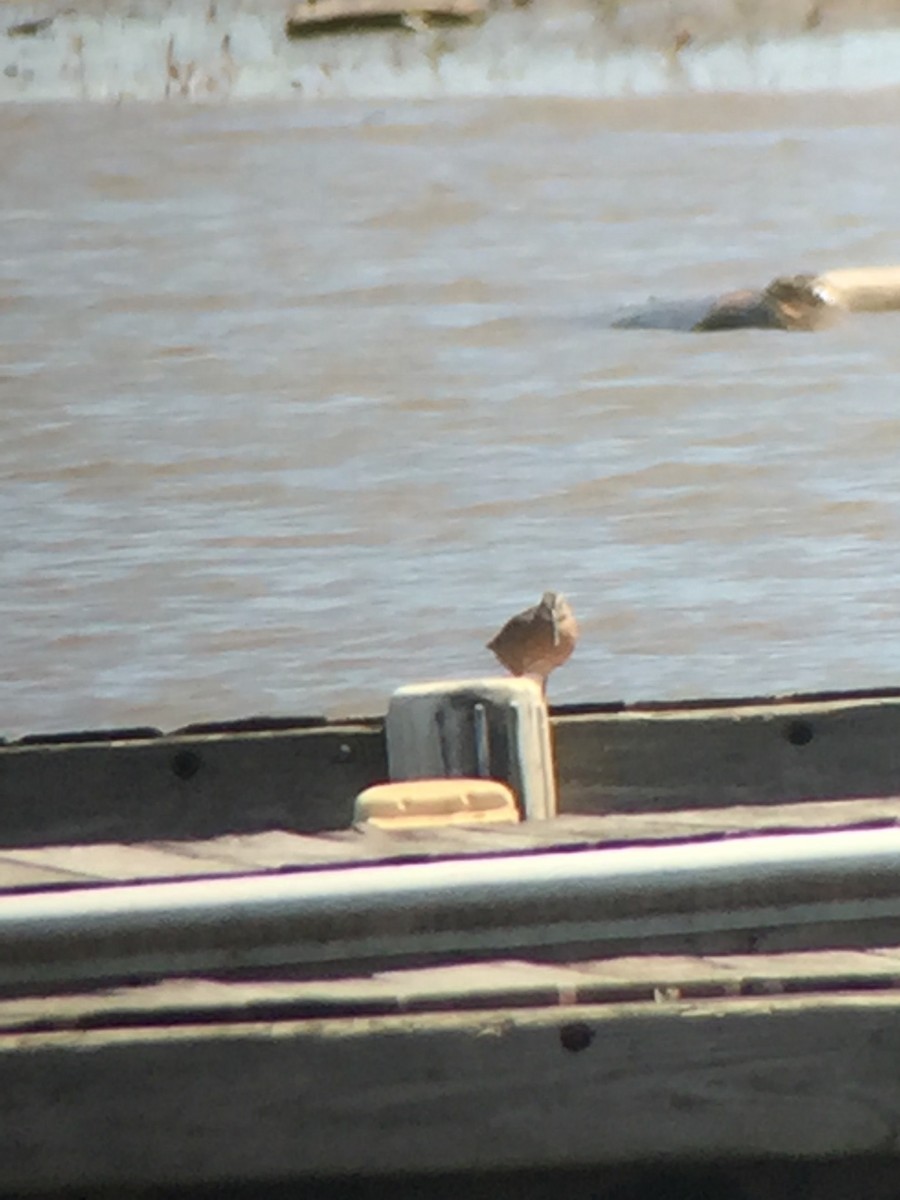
[
  {"left": 693, "top": 274, "right": 840, "bottom": 332},
  {"left": 613, "top": 267, "right": 900, "bottom": 333},
  {"left": 285, "top": 0, "right": 485, "bottom": 38},
  {"left": 7, "top": 13, "right": 61, "bottom": 37}
]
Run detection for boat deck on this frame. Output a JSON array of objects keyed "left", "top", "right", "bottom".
[
  {"left": 6, "top": 692, "right": 900, "bottom": 1194},
  {"left": 4, "top": 793, "right": 900, "bottom": 892}
]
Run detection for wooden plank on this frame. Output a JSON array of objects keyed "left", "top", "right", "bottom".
[
  {"left": 0, "top": 963, "right": 588, "bottom": 1032},
  {"left": 5, "top": 799, "right": 900, "bottom": 895},
  {"left": 0, "top": 830, "right": 388, "bottom": 891},
  {"left": 3, "top": 993, "right": 900, "bottom": 1191},
  {"left": 6, "top": 691, "right": 900, "bottom": 849},
  {"left": 544, "top": 798, "right": 900, "bottom": 842},
  {"left": 1, "top": 841, "right": 244, "bottom": 885},
  {"left": 0, "top": 854, "right": 92, "bottom": 891},
  {"left": 5, "top": 949, "right": 900, "bottom": 1034},
  {"left": 815, "top": 266, "right": 900, "bottom": 313},
  {"left": 553, "top": 697, "right": 900, "bottom": 813},
  {"left": 174, "top": 829, "right": 381, "bottom": 868},
  {"left": 0, "top": 724, "right": 386, "bottom": 848}
]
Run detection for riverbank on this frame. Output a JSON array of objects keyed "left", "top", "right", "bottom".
[{"left": 3, "top": 0, "right": 900, "bottom": 101}]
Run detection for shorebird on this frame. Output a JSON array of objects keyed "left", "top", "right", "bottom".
[{"left": 487, "top": 592, "right": 578, "bottom": 693}]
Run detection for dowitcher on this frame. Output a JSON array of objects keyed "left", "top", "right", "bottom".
[{"left": 487, "top": 592, "right": 578, "bottom": 693}]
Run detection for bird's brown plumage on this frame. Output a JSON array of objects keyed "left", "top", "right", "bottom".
[{"left": 487, "top": 592, "right": 578, "bottom": 692}]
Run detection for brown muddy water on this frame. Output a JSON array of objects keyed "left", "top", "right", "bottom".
[{"left": 2, "top": 11, "right": 900, "bottom": 736}]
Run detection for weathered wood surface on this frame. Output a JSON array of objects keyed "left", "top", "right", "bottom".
[
  {"left": 285, "top": 0, "right": 484, "bottom": 36},
  {"left": 3, "top": 798, "right": 900, "bottom": 894},
  {"left": 6, "top": 690, "right": 900, "bottom": 846},
  {"left": 5, "top": 949, "right": 900, "bottom": 1033},
  {"left": 0, "top": 721, "right": 386, "bottom": 847},
  {"left": 4, "top": 989, "right": 900, "bottom": 1192},
  {"left": 10, "top": 814, "right": 900, "bottom": 987},
  {"left": 553, "top": 694, "right": 900, "bottom": 814},
  {"left": 816, "top": 266, "right": 900, "bottom": 313},
  {"left": 6, "top": 689, "right": 900, "bottom": 1193}
]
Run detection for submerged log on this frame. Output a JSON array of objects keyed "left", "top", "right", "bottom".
[
  {"left": 693, "top": 274, "right": 841, "bottom": 332},
  {"left": 614, "top": 266, "right": 900, "bottom": 333},
  {"left": 285, "top": 0, "right": 485, "bottom": 37},
  {"left": 814, "top": 266, "right": 900, "bottom": 313},
  {"left": 6, "top": 15, "right": 57, "bottom": 36},
  {"left": 614, "top": 274, "right": 843, "bottom": 333}
]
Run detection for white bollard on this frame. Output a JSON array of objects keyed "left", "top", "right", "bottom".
[{"left": 385, "top": 677, "right": 557, "bottom": 821}]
